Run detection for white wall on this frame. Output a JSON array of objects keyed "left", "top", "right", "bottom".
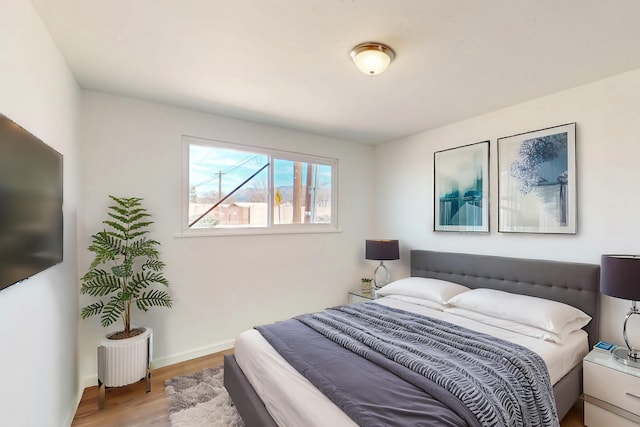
[
  {"left": 7, "top": 0, "right": 639, "bottom": 417},
  {"left": 0, "top": 1, "right": 80, "bottom": 426},
  {"left": 77, "top": 91, "right": 374, "bottom": 386},
  {"left": 374, "top": 68, "right": 640, "bottom": 350}
]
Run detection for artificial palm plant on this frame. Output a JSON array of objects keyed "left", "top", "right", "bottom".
[{"left": 80, "top": 196, "right": 172, "bottom": 339}]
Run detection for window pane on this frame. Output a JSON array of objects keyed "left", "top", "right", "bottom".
[
  {"left": 185, "top": 137, "right": 337, "bottom": 234},
  {"left": 273, "top": 159, "right": 332, "bottom": 225},
  {"left": 189, "top": 144, "right": 269, "bottom": 228}
]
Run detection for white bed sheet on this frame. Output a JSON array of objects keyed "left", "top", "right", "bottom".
[{"left": 233, "top": 297, "right": 589, "bottom": 427}]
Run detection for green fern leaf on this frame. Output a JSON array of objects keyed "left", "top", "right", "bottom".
[
  {"left": 128, "top": 207, "right": 147, "bottom": 216},
  {"left": 81, "top": 268, "right": 110, "bottom": 281},
  {"left": 143, "top": 259, "right": 166, "bottom": 272},
  {"left": 108, "top": 207, "right": 128, "bottom": 219},
  {"left": 135, "top": 289, "right": 173, "bottom": 311},
  {"left": 126, "top": 231, "right": 151, "bottom": 241},
  {"left": 80, "top": 274, "right": 121, "bottom": 297},
  {"left": 88, "top": 232, "right": 122, "bottom": 267},
  {"left": 100, "top": 294, "right": 125, "bottom": 327},
  {"left": 137, "top": 271, "right": 169, "bottom": 287},
  {"left": 129, "top": 221, "right": 153, "bottom": 232},
  {"left": 81, "top": 301, "right": 104, "bottom": 319},
  {"left": 104, "top": 220, "right": 128, "bottom": 234},
  {"left": 127, "top": 238, "right": 160, "bottom": 258}
]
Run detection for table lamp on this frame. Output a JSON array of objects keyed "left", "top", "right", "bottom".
[
  {"left": 365, "top": 240, "right": 399, "bottom": 289},
  {"left": 600, "top": 254, "right": 640, "bottom": 367}
]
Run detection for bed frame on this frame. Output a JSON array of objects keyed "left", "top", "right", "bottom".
[{"left": 224, "top": 250, "right": 600, "bottom": 427}]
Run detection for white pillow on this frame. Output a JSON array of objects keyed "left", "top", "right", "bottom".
[
  {"left": 447, "top": 288, "right": 591, "bottom": 337},
  {"left": 381, "top": 294, "right": 448, "bottom": 311},
  {"left": 376, "top": 277, "right": 470, "bottom": 305},
  {"left": 445, "top": 307, "right": 565, "bottom": 343}
]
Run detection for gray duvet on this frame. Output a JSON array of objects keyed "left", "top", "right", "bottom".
[{"left": 256, "top": 302, "right": 559, "bottom": 427}]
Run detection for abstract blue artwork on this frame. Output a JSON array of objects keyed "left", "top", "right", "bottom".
[
  {"left": 434, "top": 141, "right": 489, "bottom": 232},
  {"left": 498, "top": 123, "right": 576, "bottom": 234}
]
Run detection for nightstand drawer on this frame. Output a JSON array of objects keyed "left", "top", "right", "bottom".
[
  {"left": 585, "top": 401, "right": 638, "bottom": 427},
  {"left": 584, "top": 359, "right": 640, "bottom": 416}
]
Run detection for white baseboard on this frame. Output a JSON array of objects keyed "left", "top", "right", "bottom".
[
  {"left": 79, "top": 338, "right": 236, "bottom": 390},
  {"left": 153, "top": 338, "right": 235, "bottom": 369},
  {"left": 68, "top": 389, "right": 85, "bottom": 427}
]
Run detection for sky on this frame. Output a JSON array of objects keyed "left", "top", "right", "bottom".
[{"left": 189, "top": 143, "right": 331, "bottom": 197}]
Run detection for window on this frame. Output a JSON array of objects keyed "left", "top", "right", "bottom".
[{"left": 183, "top": 136, "right": 337, "bottom": 234}]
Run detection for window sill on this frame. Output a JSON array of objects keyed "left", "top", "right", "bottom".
[{"left": 175, "top": 225, "right": 341, "bottom": 238}]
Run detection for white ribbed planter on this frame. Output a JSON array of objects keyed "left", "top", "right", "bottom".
[{"left": 97, "top": 327, "right": 153, "bottom": 408}]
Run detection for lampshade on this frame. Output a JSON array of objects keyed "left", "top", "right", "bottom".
[
  {"left": 600, "top": 255, "right": 640, "bottom": 301},
  {"left": 350, "top": 42, "right": 396, "bottom": 75},
  {"left": 600, "top": 254, "right": 640, "bottom": 367},
  {"left": 365, "top": 240, "right": 400, "bottom": 261}
]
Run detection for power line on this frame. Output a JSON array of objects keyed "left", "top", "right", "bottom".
[{"left": 192, "top": 153, "right": 265, "bottom": 189}]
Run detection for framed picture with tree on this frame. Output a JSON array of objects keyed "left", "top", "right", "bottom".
[{"left": 498, "top": 123, "right": 576, "bottom": 234}]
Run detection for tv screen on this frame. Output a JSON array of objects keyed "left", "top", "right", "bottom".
[{"left": 0, "top": 114, "right": 63, "bottom": 291}]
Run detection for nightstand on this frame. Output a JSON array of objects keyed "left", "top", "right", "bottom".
[
  {"left": 348, "top": 289, "right": 376, "bottom": 304},
  {"left": 583, "top": 349, "right": 640, "bottom": 426}
]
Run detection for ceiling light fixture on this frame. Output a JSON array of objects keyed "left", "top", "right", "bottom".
[{"left": 350, "top": 42, "right": 396, "bottom": 76}]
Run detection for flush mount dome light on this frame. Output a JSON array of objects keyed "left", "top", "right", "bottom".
[{"left": 350, "top": 42, "right": 396, "bottom": 75}]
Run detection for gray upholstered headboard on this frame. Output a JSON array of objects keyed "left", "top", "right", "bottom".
[{"left": 411, "top": 250, "right": 601, "bottom": 347}]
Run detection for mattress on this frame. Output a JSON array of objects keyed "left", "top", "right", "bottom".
[{"left": 234, "top": 296, "right": 589, "bottom": 427}]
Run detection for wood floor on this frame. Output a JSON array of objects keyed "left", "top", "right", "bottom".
[
  {"left": 72, "top": 348, "right": 585, "bottom": 426},
  {"left": 71, "top": 348, "right": 234, "bottom": 427}
]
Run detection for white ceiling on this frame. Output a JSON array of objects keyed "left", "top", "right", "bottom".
[{"left": 30, "top": 0, "right": 640, "bottom": 145}]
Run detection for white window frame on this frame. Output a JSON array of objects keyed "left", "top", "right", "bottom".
[{"left": 180, "top": 135, "right": 339, "bottom": 237}]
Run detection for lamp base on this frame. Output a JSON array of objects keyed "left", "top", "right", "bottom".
[
  {"left": 612, "top": 347, "right": 640, "bottom": 368},
  {"left": 372, "top": 261, "right": 390, "bottom": 290}
]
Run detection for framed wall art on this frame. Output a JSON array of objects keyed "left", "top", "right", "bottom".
[
  {"left": 498, "top": 122, "right": 576, "bottom": 234},
  {"left": 434, "top": 141, "right": 489, "bottom": 232}
]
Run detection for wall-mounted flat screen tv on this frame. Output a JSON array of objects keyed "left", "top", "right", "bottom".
[{"left": 0, "top": 114, "right": 63, "bottom": 291}]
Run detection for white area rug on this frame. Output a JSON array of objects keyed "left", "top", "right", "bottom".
[{"left": 165, "top": 366, "right": 244, "bottom": 427}]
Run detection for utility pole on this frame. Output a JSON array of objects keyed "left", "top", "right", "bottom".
[
  {"left": 304, "top": 163, "right": 313, "bottom": 223},
  {"left": 292, "top": 162, "right": 302, "bottom": 223}
]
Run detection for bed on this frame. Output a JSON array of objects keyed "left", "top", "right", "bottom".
[{"left": 224, "top": 250, "right": 600, "bottom": 426}]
